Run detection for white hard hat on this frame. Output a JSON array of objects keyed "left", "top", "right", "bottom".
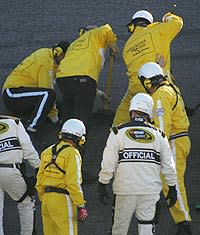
[
  {"left": 138, "top": 62, "right": 164, "bottom": 78},
  {"left": 132, "top": 10, "right": 153, "bottom": 24},
  {"left": 129, "top": 93, "right": 154, "bottom": 117},
  {"left": 61, "top": 119, "right": 86, "bottom": 137}
]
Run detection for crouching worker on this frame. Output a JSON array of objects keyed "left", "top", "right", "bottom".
[
  {"left": 98, "top": 93, "right": 178, "bottom": 235},
  {"left": 0, "top": 115, "right": 40, "bottom": 235},
  {"left": 36, "top": 118, "right": 88, "bottom": 235}
]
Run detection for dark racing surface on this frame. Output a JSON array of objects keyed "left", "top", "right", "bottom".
[{"left": 0, "top": 0, "right": 200, "bottom": 234}]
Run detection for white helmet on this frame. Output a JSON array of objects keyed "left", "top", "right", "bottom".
[
  {"left": 129, "top": 93, "right": 154, "bottom": 117},
  {"left": 138, "top": 62, "right": 164, "bottom": 79},
  {"left": 132, "top": 10, "right": 153, "bottom": 24},
  {"left": 61, "top": 119, "right": 86, "bottom": 137}
]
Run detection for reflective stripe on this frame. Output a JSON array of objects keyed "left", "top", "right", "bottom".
[
  {"left": 66, "top": 195, "right": 74, "bottom": 235},
  {"left": 6, "top": 88, "right": 49, "bottom": 127},
  {"left": 170, "top": 139, "right": 189, "bottom": 221},
  {"left": 156, "top": 99, "right": 164, "bottom": 131},
  {"left": 169, "top": 132, "right": 188, "bottom": 141},
  {"left": 75, "top": 155, "right": 83, "bottom": 193}
]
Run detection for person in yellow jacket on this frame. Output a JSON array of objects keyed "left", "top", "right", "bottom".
[
  {"left": 138, "top": 62, "right": 192, "bottom": 235},
  {"left": 56, "top": 24, "right": 118, "bottom": 128},
  {"left": 113, "top": 10, "right": 183, "bottom": 126},
  {"left": 2, "top": 41, "right": 69, "bottom": 133},
  {"left": 36, "top": 118, "right": 88, "bottom": 235}
]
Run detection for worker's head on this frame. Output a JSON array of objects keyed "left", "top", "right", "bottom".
[
  {"left": 60, "top": 119, "right": 86, "bottom": 147},
  {"left": 138, "top": 62, "right": 166, "bottom": 94},
  {"left": 129, "top": 93, "right": 154, "bottom": 120},
  {"left": 127, "top": 10, "right": 153, "bottom": 33},
  {"left": 52, "top": 40, "right": 70, "bottom": 65},
  {"left": 79, "top": 25, "right": 97, "bottom": 36}
]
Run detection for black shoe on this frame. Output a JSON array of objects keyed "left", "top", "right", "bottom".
[{"left": 175, "top": 221, "right": 192, "bottom": 235}]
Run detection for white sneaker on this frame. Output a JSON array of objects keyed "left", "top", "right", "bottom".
[{"left": 27, "top": 126, "right": 37, "bottom": 133}]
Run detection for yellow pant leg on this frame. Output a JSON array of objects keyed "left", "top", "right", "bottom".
[
  {"left": 42, "top": 193, "right": 77, "bottom": 235},
  {"left": 162, "top": 136, "right": 191, "bottom": 224},
  {"left": 113, "top": 79, "right": 146, "bottom": 126}
]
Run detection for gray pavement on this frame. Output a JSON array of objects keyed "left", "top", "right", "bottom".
[{"left": 0, "top": 0, "right": 200, "bottom": 234}]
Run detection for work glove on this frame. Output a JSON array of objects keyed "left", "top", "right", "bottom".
[
  {"left": 166, "top": 185, "right": 177, "bottom": 208},
  {"left": 109, "top": 43, "right": 119, "bottom": 56},
  {"left": 162, "top": 12, "right": 173, "bottom": 23},
  {"left": 78, "top": 206, "right": 88, "bottom": 222},
  {"left": 24, "top": 176, "right": 37, "bottom": 197},
  {"left": 96, "top": 89, "right": 110, "bottom": 105},
  {"left": 98, "top": 182, "right": 110, "bottom": 205}
]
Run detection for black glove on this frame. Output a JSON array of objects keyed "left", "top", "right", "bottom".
[
  {"left": 98, "top": 182, "right": 109, "bottom": 205},
  {"left": 166, "top": 185, "right": 177, "bottom": 208},
  {"left": 24, "top": 176, "right": 37, "bottom": 197}
]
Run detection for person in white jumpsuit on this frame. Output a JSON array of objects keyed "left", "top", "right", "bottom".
[
  {"left": 98, "top": 93, "right": 178, "bottom": 235},
  {"left": 0, "top": 115, "right": 40, "bottom": 235}
]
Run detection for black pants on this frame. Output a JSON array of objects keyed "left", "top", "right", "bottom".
[
  {"left": 3, "top": 87, "right": 56, "bottom": 129},
  {"left": 56, "top": 76, "right": 97, "bottom": 129}
]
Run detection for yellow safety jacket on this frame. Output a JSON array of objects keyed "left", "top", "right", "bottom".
[
  {"left": 3, "top": 48, "right": 56, "bottom": 89},
  {"left": 123, "top": 13, "right": 183, "bottom": 80},
  {"left": 56, "top": 24, "right": 117, "bottom": 83},
  {"left": 36, "top": 141, "right": 86, "bottom": 207},
  {"left": 3, "top": 48, "right": 58, "bottom": 118},
  {"left": 152, "top": 81, "right": 190, "bottom": 139}
]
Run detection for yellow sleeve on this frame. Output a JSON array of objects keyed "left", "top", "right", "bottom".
[
  {"left": 65, "top": 150, "right": 86, "bottom": 207},
  {"left": 159, "top": 12, "right": 183, "bottom": 40},
  {"left": 96, "top": 24, "right": 117, "bottom": 46},
  {"left": 35, "top": 153, "right": 45, "bottom": 201}
]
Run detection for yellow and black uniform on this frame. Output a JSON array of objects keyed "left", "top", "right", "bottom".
[
  {"left": 56, "top": 24, "right": 117, "bottom": 127},
  {"left": 113, "top": 12, "right": 183, "bottom": 125},
  {"left": 36, "top": 141, "right": 86, "bottom": 235},
  {"left": 2, "top": 48, "right": 58, "bottom": 130},
  {"left": 152, "top": 81, "right": 191, "bottom": 224}
]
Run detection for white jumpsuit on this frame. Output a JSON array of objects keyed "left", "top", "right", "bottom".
[
  {"left": 99, "top": 117, "right": 177, "bottom": 235},
  {"left": 0, "top": 116, "right": 40, "bottom": 235}
]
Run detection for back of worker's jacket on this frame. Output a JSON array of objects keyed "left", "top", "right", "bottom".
[
  {"left": 0, "top": 117, "right": 40, "bottom": 168},
  {"left": 36, "top": 141, "right": 86, "bottom": 207},
  {"left": 123, "top": 13, "right": 183, "bottom": 79},
  {"left": 99, "top": 118, "right": 177, "bottom": 195},
  {"left": 56, "top": 24, "right": 117, "bottom": 83},
  {"left": 3, "top": 48, "right": 55, "bottom": 89}
]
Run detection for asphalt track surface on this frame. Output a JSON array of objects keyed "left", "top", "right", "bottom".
[{"left": 0, "top": 0, "right": 200, "bottom": 234}]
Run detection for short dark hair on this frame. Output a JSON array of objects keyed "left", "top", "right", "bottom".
[
  {"left": 132, "top": 18, "right": 151, "bottom": 26},
  {"left": 53, "top": 40, "right": 70, "bottom": 53}
]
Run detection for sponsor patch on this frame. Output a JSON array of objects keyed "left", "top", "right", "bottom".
[
  {"left": 125, "top": 128, "right": 155, "bottom": 143},
  {"left": 0, "top": 122, "right": 9, "bottom": 134}
]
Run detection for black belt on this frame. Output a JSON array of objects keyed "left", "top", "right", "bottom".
[
  {"left": 45, "top": 186, "right": 69, "bottom": 195},
  {"left": 0, "top": 163, "right": 20, "bottom": 169}
]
